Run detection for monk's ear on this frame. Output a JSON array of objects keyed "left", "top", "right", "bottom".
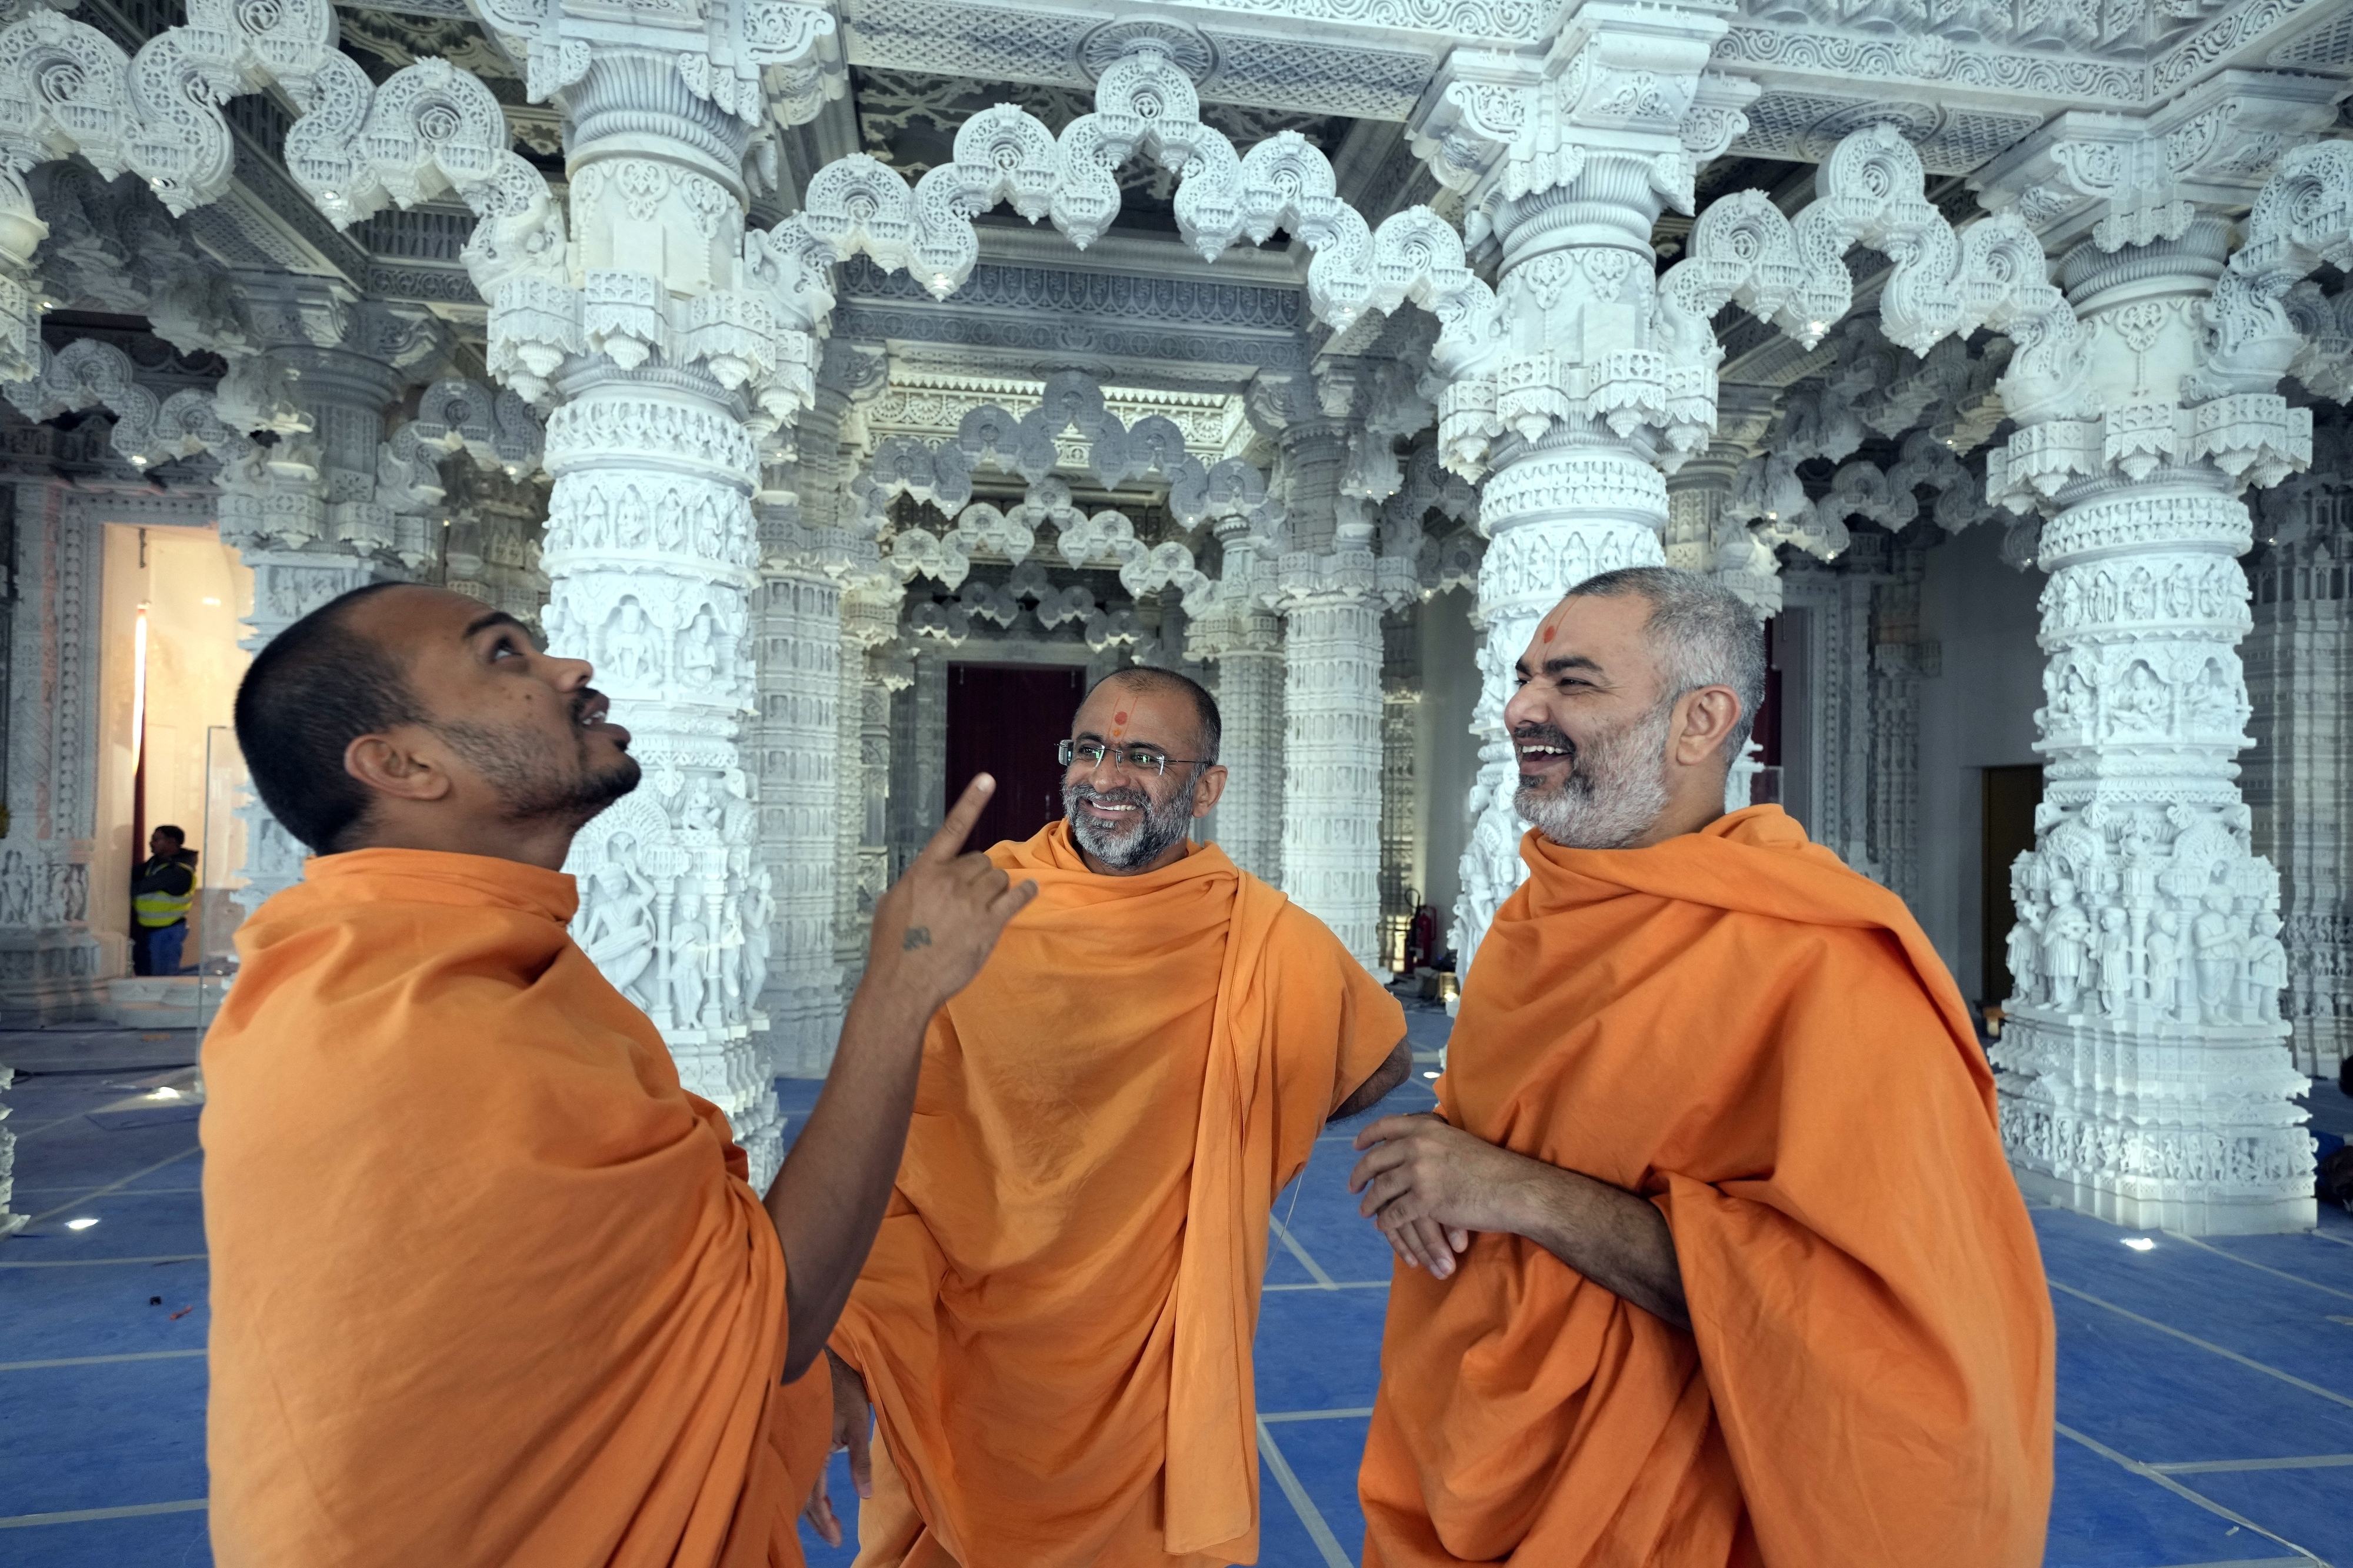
[
  {"left": 1189, "top": 763, "right": 1228, "bottom": 819},
  {"left": 344, "top": 730, "right": 455, "bottom": 805},
  {"left": 1671, "top": 686, "right": 1742, "bottom": 768}
]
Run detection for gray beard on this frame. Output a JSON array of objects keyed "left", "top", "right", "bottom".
[
  {"left": 1065, "top": 775, "right": 1194, "bottom": 871},
  {"left": 1514, "top": 702, "right": 1674, "bottom": 850}
]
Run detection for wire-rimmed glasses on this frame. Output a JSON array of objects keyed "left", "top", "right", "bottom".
[{"left": 1058, "top": 739, "right": 1211, "bottom": 779}]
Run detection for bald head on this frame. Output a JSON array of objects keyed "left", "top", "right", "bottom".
[{"left": 1084, "top": 667, "right": 1220, "bottom": 765}]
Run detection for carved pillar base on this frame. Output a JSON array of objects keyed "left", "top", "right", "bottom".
[{"left": 0, "top": 929, "right": 107, "bottom": 1026}]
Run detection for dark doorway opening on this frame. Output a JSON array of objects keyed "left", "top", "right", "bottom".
[
  {"left": 945, "top": 663, "right": 1086, "bottom": 853},
  {"left": 1981, "top": 765, "right": 2045, "bottom": 1006}
]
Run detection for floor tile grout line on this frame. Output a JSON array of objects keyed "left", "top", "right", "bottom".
[
  {"left": 2165, "top": 1232, "right": 2353, "bottom": 1304},
  {"left": 2311, "top": 1230, "right": 2353, "bottom": 1252},
  {"left": 25, "top": 1145, "right": 204, "bottom": 1226},
  {"left": 1261, "top": 1408, "right": 1374, "bottom": 1423},
  {"left": 2052, "top": 1422, "right": 2329, "bottom": 1566},
  {"left": 5, "top": 1186, "right": 204, "bottom": 1198},
  {"left": 0, "top": 1349, "right": 207, "bottom": 1373},
  {"left": 0, "top": 1499, "right": 209, "bottom": 1529},
  {"left": 1268, "top": 1216, "right": 1338, "bottom": 1289},
  {"left": 2151, "top": 1454, "right": 2353, "bottom": 1474},
  {"left": 0, "top": 1253, "right": 208, "bottom": 1268},
  {"left": 1265, "top": 1282, "right": 1388, "bottom": 1292},
  {"left": 2048, "top": 1280, "right": 2353, "bottom": 1412},
  {"left": 1256, "top": 1417, "right": 1354, "bottom": 1568}
]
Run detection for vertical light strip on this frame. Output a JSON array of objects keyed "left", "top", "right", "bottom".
[{"left": 130, "top": 606, "right": 149, "bottom": 775}]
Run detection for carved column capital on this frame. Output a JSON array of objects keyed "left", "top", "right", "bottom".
[{"left": 1972, "top": 72, "right": 2342, "bottom": 255}]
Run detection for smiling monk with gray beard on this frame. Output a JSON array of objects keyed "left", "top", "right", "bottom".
[{"left": 822, "top": 667, "right": 1412, "bottom": 1568}]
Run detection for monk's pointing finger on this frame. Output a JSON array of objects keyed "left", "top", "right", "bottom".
[{"left": 922, "top": 774, "right": 997, "bottom": 865}]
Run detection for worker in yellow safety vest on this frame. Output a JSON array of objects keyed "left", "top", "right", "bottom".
[{"left": 132, "top": 825, "right": 197, "bottom": 976}]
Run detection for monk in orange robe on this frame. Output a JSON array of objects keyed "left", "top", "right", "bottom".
[
  {"left": 203, "top": 583, "right": 1034, "bottom": 1567},
  {"left": 824, "top": 668, "right": 1412, "bottom": 1567},
  {"left": 1352, "top": 567, "right": 2054, "bottom": 1567}
]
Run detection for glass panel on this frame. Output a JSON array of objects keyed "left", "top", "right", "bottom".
[{"left": 197, "top": 724, "right": 252, "bottom": 1027}]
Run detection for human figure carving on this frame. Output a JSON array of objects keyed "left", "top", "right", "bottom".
[
  {"left": 2193, "top": 887, "right": 2241, "bottom": 1025},
  {"left": 2095, "top": 906, "right": 2131, "bottom": 1015},
  {"left": 668, "top": 912, "right": 708, "bottom": 1027},
  {"left": 204, "top": 582, "right": 1034, "bottom": 1566},
  {"left": 603, "top": 597, "right": 655, "bottom": 686},
  {"left": 576, "top": 853, "right": 656, "bottom": 1002},
  {"left": 2148, "top": 909, "right": 2184, "bottom": 1019},
  {"left": 2244, "top": 912, "right": 2287, "bottom": 1026},
  {"left": 2006, "top": 890, "right": 2044, "bottom": 1006},
  {"left": 2111, "top": 662, "right": 2167, "bottom": 732},
  {"left": 2042, "top": 880, "right": 2091, "bottom": 1010}
]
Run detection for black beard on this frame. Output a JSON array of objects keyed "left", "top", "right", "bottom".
[
  {"left": 1065, "top": 775, "right": 1192, "bottom": 871},
  {"left": 431, "top": 705, "right": 642, "bottom": 832}
]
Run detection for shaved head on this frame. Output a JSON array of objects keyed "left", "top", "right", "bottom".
[{"left": 1084, "top": 667, "right": 1220, "bottom": 765}]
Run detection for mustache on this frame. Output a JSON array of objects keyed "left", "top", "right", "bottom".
[
  {"left": 1069, "top": 780, "right": 1151, "bottom": 809},
  {"left": 1512, "top": 720, "right": 1577, "bottom": 759}
]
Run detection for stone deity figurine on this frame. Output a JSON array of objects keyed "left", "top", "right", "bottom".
[
  {"left": 2095, "top": 907, "right": 2132, "bottom": 1016},
  {"left": 576, "top": 855, "right": 656, "bottom": 1002},
  {"left": 2148, "top": 909, "right": 2183, "bottom": 1020},
  {"left": 668, "top": 913, "right": 708, "bottom": 1028},
  {"left": 2192, "top": 888, "right": 2242, "bottom": 1026},
  {"left": 2042, "top": 880, "right": 2092, "bottom": 1011},
  {"left": 2005, "top": 908, "right": 2043, "bottom": 1007},
  {"left": 2243, "top": 913, "right": 2287, "bottom": 1026}
]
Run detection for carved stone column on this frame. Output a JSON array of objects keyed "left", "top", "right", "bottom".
[
  {"left": 2247, "top": 444, "right": 2352, "bottom": 1077},
  {"left": 1974, "top": 98, "right": 2329, "bottom": 1230},
  {"left": 1263, "top": 403, "right": 1399, "bottom": 968},
  {"left": 1665, "top": 386, "right": 1780, "bottom": 811},
  {"left": 831, "top": 579, "right": 901, "bottom": 1009},
  {"left": 0, "top": 479, "right": 104, "bottom": 1023},
  {"left": 1405, "top": 14, "right": 1748, "bottom": 973},
  {"left": 1187, "top": 515, "right": 1284, "bottom": 885},
  {"left": 533, "top": 62, "right": 788, "bottom": 1185},
  {"left": 755, "top": 542, "right": 842, "bottom": 1078},
  {"left": 1379, "top": 609, "right": 1422, "bottom": 975},
  {"left": 1867, "top": 544, "right": 1930, "bottom": 909}
]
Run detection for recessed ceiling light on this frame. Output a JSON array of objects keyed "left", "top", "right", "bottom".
[{"left": 2122, "top": 1237, "right": 2157, "bottom": 1252}]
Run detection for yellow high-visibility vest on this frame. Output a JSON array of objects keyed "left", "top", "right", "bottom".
[{"left": 135, "top": 873, "right": 194, "bottom": 928}]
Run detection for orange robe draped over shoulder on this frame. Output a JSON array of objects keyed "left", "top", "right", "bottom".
[
  {"left": 202, "top": 850, "right": 829, "bottom": 1568},
  {"left": 829, "top": 823, "right": 1403, "bottom": 1568},
  {"left": 1361, "top": 808, "right": 2054, "bottom": 1567}
]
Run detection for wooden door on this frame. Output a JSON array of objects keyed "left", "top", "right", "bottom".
[{"left": 945, "top": 663, "right": 1087, "bottom": 853}]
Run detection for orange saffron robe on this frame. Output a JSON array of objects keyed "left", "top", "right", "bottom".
[
  {"left": 202, "top": 849, "right": 829, "bottom": 1568},
  {"left": 829, "top": 823, "right": 1404, "bottom": 1568},
  {"left": 1361, "top": 808, "right": 2055, "bottom": 1567}
]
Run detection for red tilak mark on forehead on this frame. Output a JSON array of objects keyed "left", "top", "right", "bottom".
[
  {"left": 1114, "top": 710, "right": 1129, "bottom": 724},
  {"left": 1539, "top": 622, "right": 1556, "bottom": 642}
]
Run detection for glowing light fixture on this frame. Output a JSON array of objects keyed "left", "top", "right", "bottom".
[
  {"left": 149, "top": 1086, "right": 181, "bottom": 1100},
  {"left": 1422, "top": 1070, "right": 1441, "bottom": 1080},
  {"left": 2121, "top": 1237, "right": 2157, "bottom": 1252},
  {"left": 65, "top": 1217, "right": 99, "bottom": 1231}
]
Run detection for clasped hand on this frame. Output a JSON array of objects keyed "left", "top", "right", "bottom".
[{"left": 1349, "top": 1113, "right": 1530, "bottom": 1281}]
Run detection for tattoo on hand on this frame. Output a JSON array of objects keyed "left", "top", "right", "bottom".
[{"left": 902, "top": 926, "right": 932, "bottom": 950}]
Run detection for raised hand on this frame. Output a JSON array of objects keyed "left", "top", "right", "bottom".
[{"left": 863, "top": 773, "right": 1039, "bottom": 1015}]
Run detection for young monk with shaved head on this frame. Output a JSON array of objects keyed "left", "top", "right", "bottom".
[
  {"left": 823, "top": 666, "right": 1412, "bottom": 1567},
  {"left": 203, "top": 582, "right": 1034, "bottom": 1567},
  {"left": 1354, "top": 566, "right": 2054, "bottom": 1567}
]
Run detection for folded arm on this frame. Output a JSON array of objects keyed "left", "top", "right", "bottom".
[
  {"left": 761, "top": 775, "right": 1037, "bottom": 1381},
  {"left": 1332, "top": 1038, "right": 1412, "bottom": 1121},
  {"left": 1348, "top": 1114, "right": 1688, "bottom": 1330}
]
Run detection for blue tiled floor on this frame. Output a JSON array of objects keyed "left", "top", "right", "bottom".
[{"left": 7, "top": 1010, "right": 2352, "bottom": 1566}]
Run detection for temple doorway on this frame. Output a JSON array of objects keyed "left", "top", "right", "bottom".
[{"left": 944, "top": 663, "right": 1086, "bottom": 854}]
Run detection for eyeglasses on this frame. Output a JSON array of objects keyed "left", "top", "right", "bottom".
[{"left": 1058, "top": 739, "right": 1211, "bottom": 779}]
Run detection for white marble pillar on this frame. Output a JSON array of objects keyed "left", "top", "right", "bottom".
[
  {"left": 1985, "top": 221, "right": 2311, "bottom": 1233},
  {"left": 1187, "top": 515, "right": 1284, "bottom": 885},
  {"left": 755, "top": 545, "right": 842, "bottom": 1078},
  {"left": 2247, "top": 447, "right": 2351, "bottom": 1077},
  {"left": 1269, "top": 413, "right": 1390, "bottom": 968},
  {"left": 1378, "top": 609, "right": 1422, "bottom": 975},
  {"left": 830, "top": 580, "right": 901, "bottom": 1012}
]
